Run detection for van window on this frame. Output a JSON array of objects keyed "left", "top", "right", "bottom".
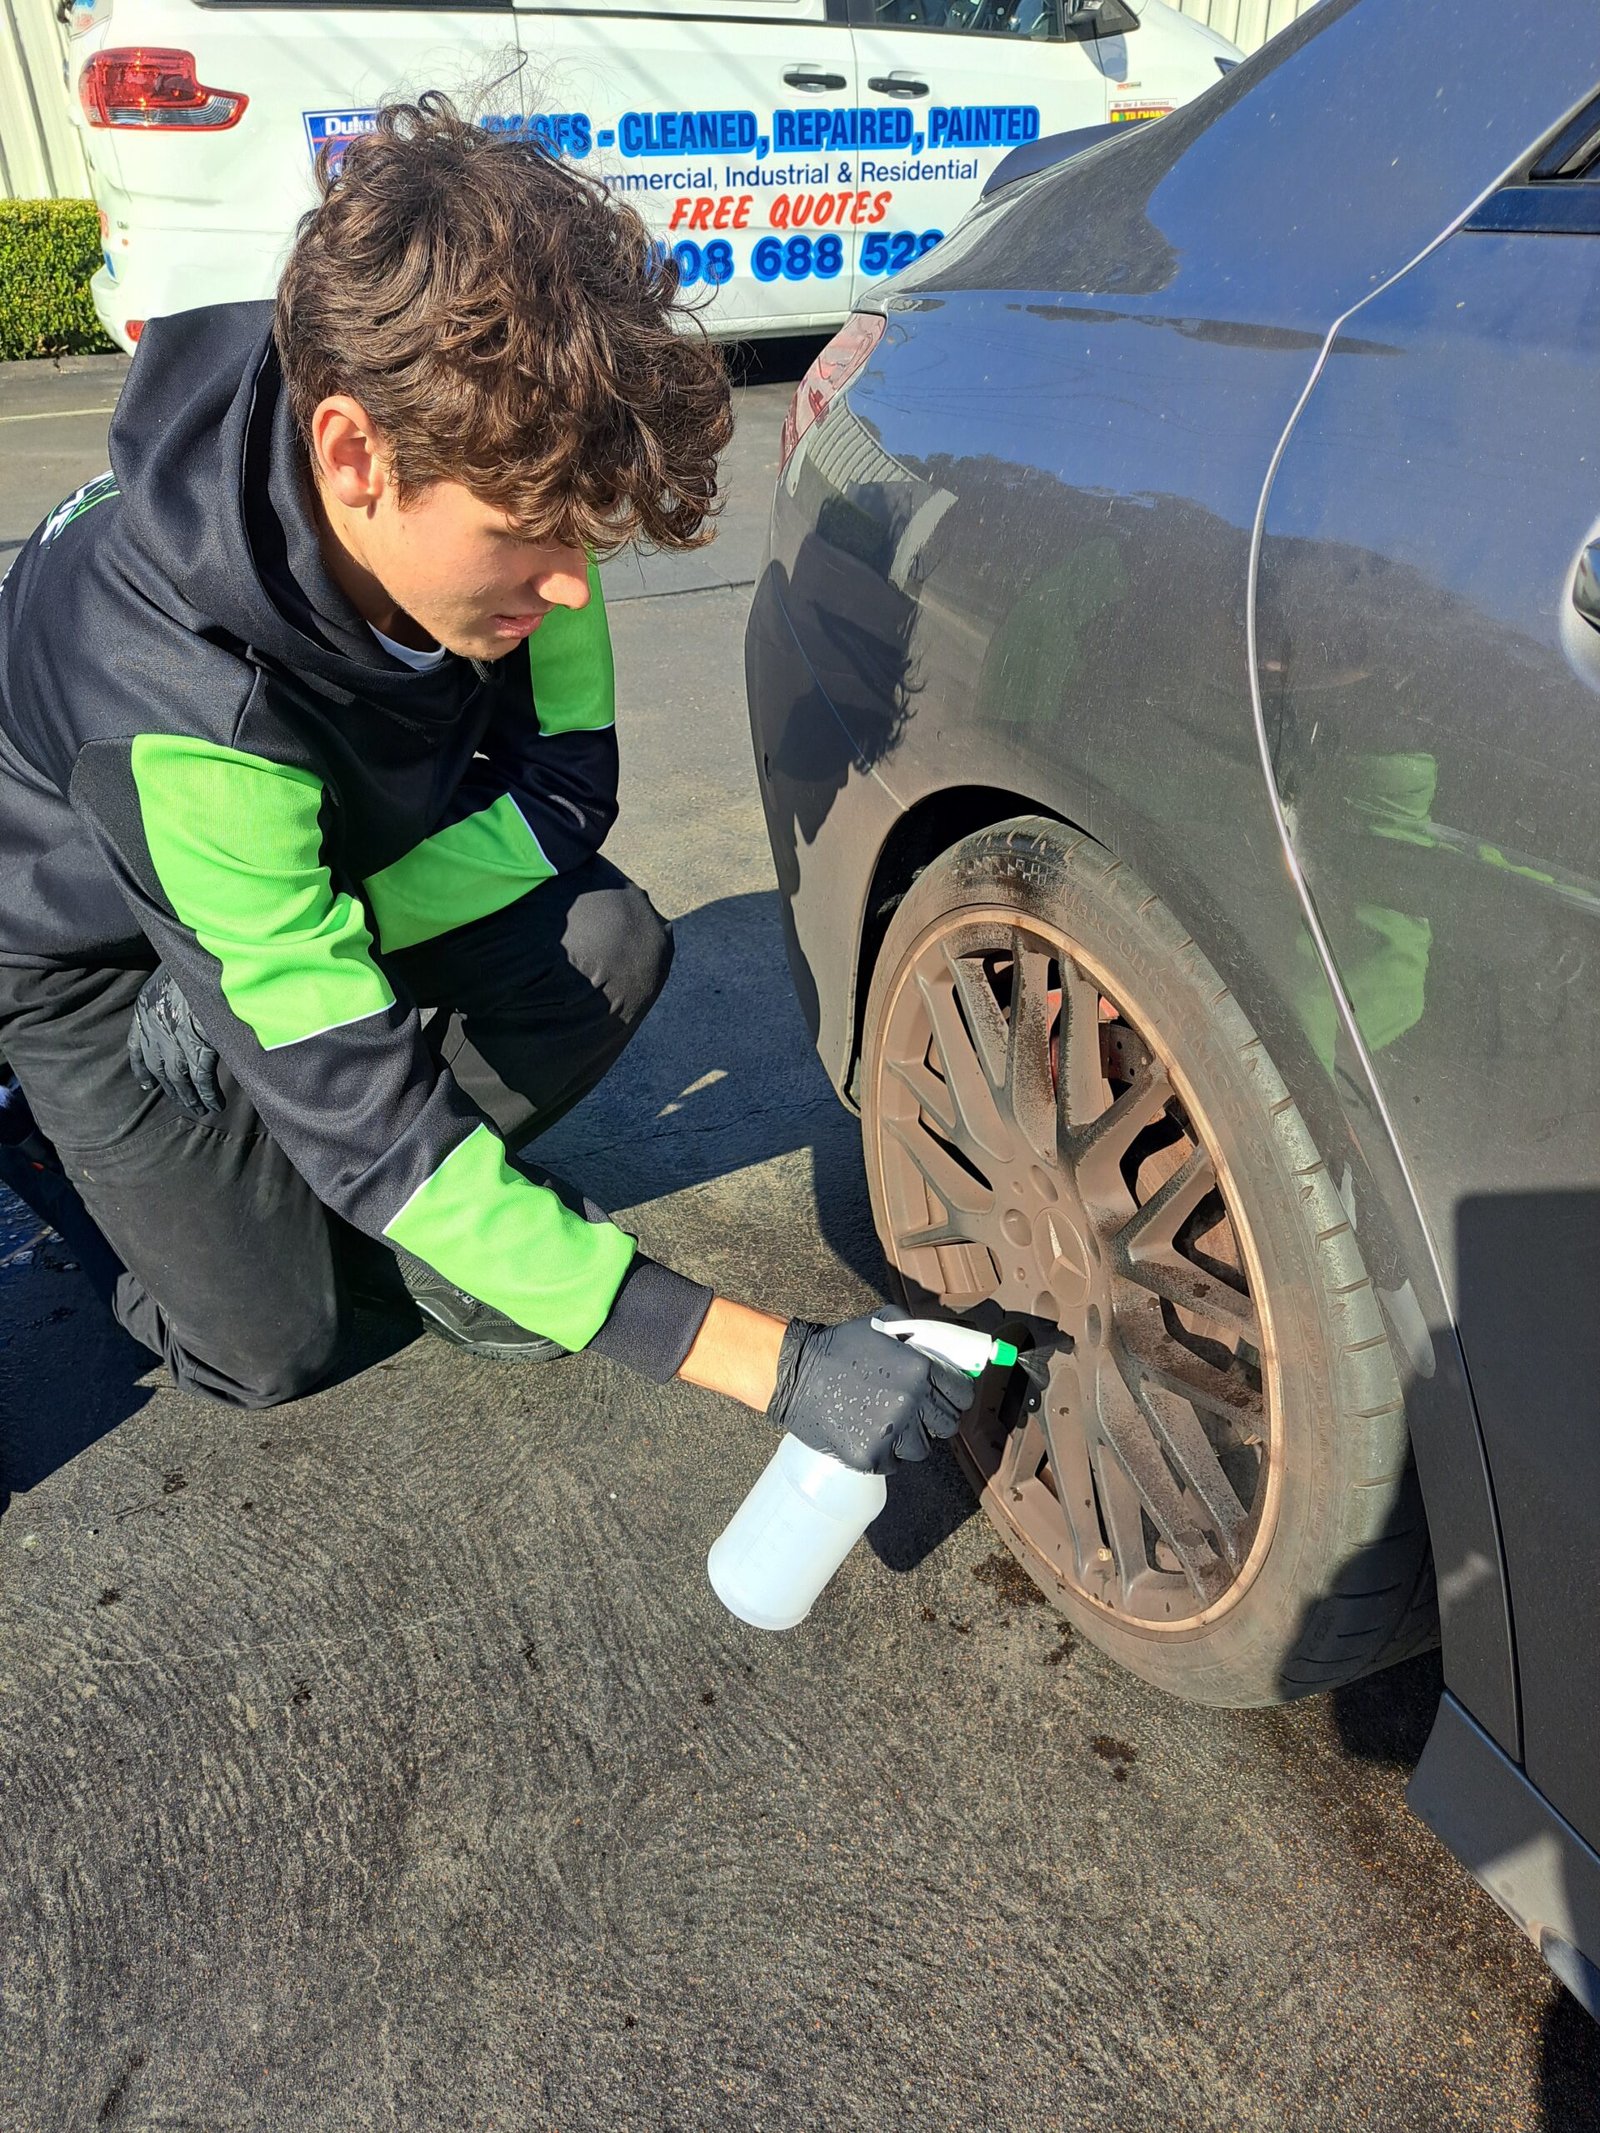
[
  {"left": 200, "top": 1, "right": 515, "bottom": 9},
  {"left": 855, "top": 0, "right": 1061, "bottom": 35}
]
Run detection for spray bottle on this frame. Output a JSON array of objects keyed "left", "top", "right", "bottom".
[{"left": 706, "top": 1314, "right": 1019, "bottom": 1632}]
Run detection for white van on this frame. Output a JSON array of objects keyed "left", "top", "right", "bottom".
[{"left": 65, "top": 0, "right": 1239, "bottom": 351}]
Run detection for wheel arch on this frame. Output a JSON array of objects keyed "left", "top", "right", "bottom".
[{"left": 847, "top": 783, "right": 1075, "bottom": 1105}]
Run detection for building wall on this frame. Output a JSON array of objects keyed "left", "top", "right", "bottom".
[
  {"left": 1, "top": 0, "right": 90, "bottom": 201},
  {"left": 1172, "top": 0, "right": 1324, "bottom": 51},
  {"left": 0, "top": 0, "right": 1326, "bottom": 204}
]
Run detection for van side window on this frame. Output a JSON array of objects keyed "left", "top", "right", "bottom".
[{"left": 859, "top": 0, "right": 1061, "bottom": 35}]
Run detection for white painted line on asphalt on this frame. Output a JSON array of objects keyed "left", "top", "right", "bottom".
[{"left": 0, "top": 406, "right": 119, "bottom": 425}]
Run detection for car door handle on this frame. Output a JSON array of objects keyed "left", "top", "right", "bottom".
[
  {"left": 1575, "top": 543, "right": 1600, "bottom": 633},
  {"left": 867, "top": 73, "right": 930, "bottom": 97},
  {"left": 784, "top": 67, "right": 849, "bottom": 92}
]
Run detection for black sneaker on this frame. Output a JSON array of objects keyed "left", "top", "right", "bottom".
[{"left": 389, "top": 1245, "right": 568, "bottom": 1363}]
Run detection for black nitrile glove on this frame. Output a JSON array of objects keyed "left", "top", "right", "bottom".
[
  {"left": 767, "top": 1311, "right": 976, "bottom": 1475},
  {"left": 127, "top": 966, "right": 223, "bottom": 1120}
]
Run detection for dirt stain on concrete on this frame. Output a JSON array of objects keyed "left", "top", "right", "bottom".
[
  {"left": 970, "top": 1551, "right": 1047, "bottom": 1611},
  {"left": 1092, "top": 1734, "right": 1138, "bottom": 1783}
]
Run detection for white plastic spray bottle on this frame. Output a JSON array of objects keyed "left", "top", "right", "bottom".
[{"left": 706, "top": 1314, "right": 1020, "bottom": 1632}]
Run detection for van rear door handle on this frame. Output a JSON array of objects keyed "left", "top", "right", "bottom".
[
  {"left": 784, "top": 66, "right": 848, "bottom": 91},
  {"left": 1575, "top": 542, "right": 1600, "bottom": 633},
  {"left": 868, "top": 73, "right": 930, "bottom": 97}
]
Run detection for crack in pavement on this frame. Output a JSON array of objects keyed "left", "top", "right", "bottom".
[
  {"left": 606, "top": 577, "right": 756, "bottom": 606},
  {"left": 552, "top": 1093, "right": 842, "bottom": 1164}
]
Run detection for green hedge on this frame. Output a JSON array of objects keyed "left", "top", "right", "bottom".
[{"left": 0, "top": 199, "right": 117, "bottom": 363}]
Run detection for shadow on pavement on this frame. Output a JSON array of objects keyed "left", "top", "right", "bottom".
[
  {"left": 0, "top": 1228, "right": 423, "bottom": 1515},
  {"left": 865, "top": 1435, "right": 977, "bottom": 1575},
  {"left": 533, "top": 883, "right": 979, "bottom": 1572},
  {"left": 1327, "top": 1650, "right": 1444, "bottom": 1767},
  {"left": 0, "top": 1251, "right": 152, "bottom": 1510},
  {"left": 535, "top": 887, "right": 887, "bottom": 1292},
  {"left": 1539, "top": 1995, "right": 1600, "bottom": 2133}
]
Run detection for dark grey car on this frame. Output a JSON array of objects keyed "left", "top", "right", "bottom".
[{"left": 746, "top": 0, "right": 1600, "bottom": 2014}]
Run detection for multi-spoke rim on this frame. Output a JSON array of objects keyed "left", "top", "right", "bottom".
[{"left": 872, "top": 911, "right": 1282, "bottom": 1632}]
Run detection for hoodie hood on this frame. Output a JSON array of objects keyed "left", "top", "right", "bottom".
[{"left": 107, "top": 300, "right": 466, "bottom": 723}]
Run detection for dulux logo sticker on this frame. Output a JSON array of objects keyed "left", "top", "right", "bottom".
[{"left": 303, "top": 110, "right": 381, "bottom": 171}]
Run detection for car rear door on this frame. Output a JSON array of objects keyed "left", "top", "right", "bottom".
[
  {"left": 1253, "top": 88, "right": 1600, "bottom": 1843},
  {"left": 511, "top": 0, "right": 859, "bottom": 332}
]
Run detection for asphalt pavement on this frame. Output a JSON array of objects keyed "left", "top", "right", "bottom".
[{"left": 3, "top": 346, "right": 1599, "bottom": 2133}]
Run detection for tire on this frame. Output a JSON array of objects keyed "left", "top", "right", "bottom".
[{"left": 859, "top": 817, "right": 1435, "bottom": 1707}]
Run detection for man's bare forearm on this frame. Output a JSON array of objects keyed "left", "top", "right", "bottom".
[{"left": 677, "top": 1296, "right": 787, "bottom": 1411}]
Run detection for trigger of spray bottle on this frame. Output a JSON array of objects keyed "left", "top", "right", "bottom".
[
  {"left": 707, "top": 1313, "right": 1020, "bottom": 1632},
  {"left": 868, "top": 1312, "right": 1018, "bottom": 1380}
]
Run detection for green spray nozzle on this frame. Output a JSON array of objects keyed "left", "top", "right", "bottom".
[{"left": 871, "top": 1313, "right": 1022, "bottom": 1380}]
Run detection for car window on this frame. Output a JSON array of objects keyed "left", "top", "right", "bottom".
[
  {"left": 199, "top": 0, "right": 825, "bottom": 8},
  {"left": 200, "top": 1, "right": 516, "bottom": 8},
  {"left": 858, "top": 0, "right": 1060, "bottom": 37},
  {"left": 1464, "top": 87, "right": 1600, "bottom": 235}
]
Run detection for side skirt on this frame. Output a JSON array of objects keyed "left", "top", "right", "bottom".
[{"left": 1410, "top": 1694, "right": 1600, "bottom": 2019}]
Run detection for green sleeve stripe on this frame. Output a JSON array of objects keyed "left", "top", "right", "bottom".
[
  {"left": 359, "top": 564, "right": 613, "bottom": 955},
  {"left": 382, "top": 1123, "right": 637, "bottom": 1348},
  {"left": 363, "top": 792, "right": 556, "bottom": 955},
  {"left": 528, "top": 557, "right": 616, "bottom": 735},
  {"left": 129, "top": 734, "right": 395, "bottom": 1051}
]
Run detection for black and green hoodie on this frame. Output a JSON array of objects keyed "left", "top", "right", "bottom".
[{"left": 0, "top": 300, "right": 709, "bottom": 1377}]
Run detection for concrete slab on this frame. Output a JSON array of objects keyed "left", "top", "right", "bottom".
[
  {"left": 2, "top": 346, "right": 1598, "bottom": 2133},
  {"left": 0, "top": 353, "right": 129, "bottom": 571}
]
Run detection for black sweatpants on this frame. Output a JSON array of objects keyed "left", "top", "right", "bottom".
[{"left": 0, "top": 857, "right": 672, "bottom": 1408}]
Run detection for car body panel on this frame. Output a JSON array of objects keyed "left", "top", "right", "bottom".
[
  {"left": 749, "top": 0, "right": 1600, "bottom": 1905},
  {"left": 1258, "top": 224, "right": 1600, "bottom": 1833}
]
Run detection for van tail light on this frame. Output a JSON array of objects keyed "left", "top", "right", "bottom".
[
  {"left": 126, "top": 321, "right": 145, "bottom": 342},
  {"left": 778, "top": 311, "right": 888, "bottom": 472},
  {"left": 79, "top": 49, "right": 247, "bottom": 130}
]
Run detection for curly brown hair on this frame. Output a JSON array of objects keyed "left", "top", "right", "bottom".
[{"left": 273, "top": 93, "right": 732, "bottom": 552}]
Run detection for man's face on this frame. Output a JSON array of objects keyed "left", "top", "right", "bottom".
[
  {"left": 309, "top": 395, "right": 593, "bottom": 662},
  {"left": 365, "top": 478, "right": 591, "bottom": 662}
]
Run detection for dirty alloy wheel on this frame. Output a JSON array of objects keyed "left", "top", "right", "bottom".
[{"left": 860, "top": 819, "right": 1435, "bottom": 1707}]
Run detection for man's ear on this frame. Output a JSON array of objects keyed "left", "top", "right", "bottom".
[{"left": 310, "top": 395, "right": 388, "bottom": 510}]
